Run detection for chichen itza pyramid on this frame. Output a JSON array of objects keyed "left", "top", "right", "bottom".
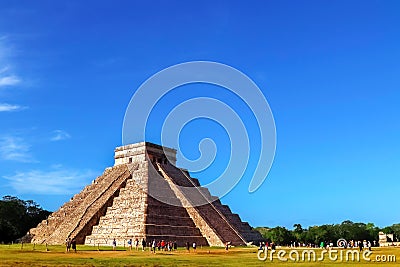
[{"left": 28, "top": 142, "right": 262, "bottom": 246}]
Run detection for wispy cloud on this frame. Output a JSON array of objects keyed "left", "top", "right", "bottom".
[
  {"left": 0, "top": 75, "right": 20, "bottom": 87},
  {"left": 0, "top": 37, "right": 25, "bottom": 119},
  {"left": 3, "top": 167, "right": 98, "bottom": 195},
  {"left": 0, "top": 136, "right": 36, "bottom": 162},
  {"left": 0, "top": 38, "right": 21, "bottom": 88},
  {"left": 0, "top": 103, "right": 26, "bottom": 112},
  {"left": 50, "top": 130, "right": 71, "bottom": 141}
]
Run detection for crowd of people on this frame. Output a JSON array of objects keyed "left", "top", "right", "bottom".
[
  {"left": 150, "top": 239, "right": 178, "bottom": 253},
  {"left": 64, "top": 237, "right": 233, "bottom": 253},
  {"left": 68, "top": 237, "right": 199, "bottom": 253},
  {"left": 258, "top": 240, "right": 375, "bottom": 251},
  {"left": 119, "top": 238, "right": 201, "bottom": 253}
]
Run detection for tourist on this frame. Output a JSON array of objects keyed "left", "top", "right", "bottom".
[
  {"left": 128, "top": 238, "right": 132, "bottom": 251},
  {"left": 135, "top": 238, "right": 139, "bottom": 250},
  {"left": 359, "top": 240, "right": 363, "bottom": 251},
  {"left": 65, "top": 237, "right": 71, "bottom": 252},
  {"left": 225, "top": 241, "right": 230, "bottom": 251},
  {"left": 192, "top": 242, "right": 196, "bottom": 251},
  {"left": 112, "top": 238, "right": 117, "bottom": 251},
  {"left": 173, "top": 241, "right": 177, "bottom": 250},
  {"left": 71, "top": 239, "right": 77, "bottom": 253},
  {"left": 186, "top": 241, "right": 190, "bottom": 251},
  {"left": 151, "top": 240, "right": 156, "bottom": 253},
  {"left": 142, "top": 238, "right": 146, "bottom": 251}
]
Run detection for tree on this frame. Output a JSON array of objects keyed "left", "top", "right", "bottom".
[
  {"left": 265, "top": 226, "right": 292, "bottom": 245},
  {"left": 390, "top": 224, "right": 400, "bottom": 241},
  {"left": 293, "top": 223, "right": 305, "bottom": 243},
  {"left": 255, "top": 220, "right": 396, "bottom": 247},
  {"left": 254, "top": 227, "right": 270, "bottom": 240},
  {"left": 365, "top": 223, "right": 380, "bottom": 241},
  {"left": 0, "top": 196, "right": 51, "bottom": 243},
  {"left": 382, "top": 226, "right": 394, "bottom": 234},
  {"left": 306, "top": 225, "right": 328, "bottom": 244},
  {"left": 293, "top": 224, "right": 303, "bottom": 233}
]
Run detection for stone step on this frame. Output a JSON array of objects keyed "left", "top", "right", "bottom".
[{"left": 29, "top": 164, "right": 133, "bottom": 244}]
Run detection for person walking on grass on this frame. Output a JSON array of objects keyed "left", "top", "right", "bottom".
[
  {"left": 112, "top": 238, "right": 117, "bottom": 251},
  {"left": 135, "top": 238, "right": 139, "bottom": 250},
  {"left": 65, "top": 238, "right": 71, "bottom": 253},
  {"left": 128, "top": 238, "right": 132, "bottom": 251},
  {"left": 142, "top": 238, "right": 146, "bottom": 251},
  {"left": 71, "top": 239, "right": 77, "bottom": 253},
  {"left": 225, "top": 241, "right": 230, "bottom": 251}
]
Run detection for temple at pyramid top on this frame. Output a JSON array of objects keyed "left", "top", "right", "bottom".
[
  {"left": 27, "top": 142, "right": 263, "bottom": 247},
  {"left": 114, "top": 142, "right": 177, "bottom": 166}
]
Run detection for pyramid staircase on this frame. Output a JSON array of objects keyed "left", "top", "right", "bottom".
[
  {"left": 29, "top": 164, "right": 131, "bottom": 244},
  {"left": 29, "top": 142, "right": 263, "bottom": 247}
]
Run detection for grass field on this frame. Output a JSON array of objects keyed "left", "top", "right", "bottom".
[{"left": 0, "top": 244, "right": 398, "bottom": 266}]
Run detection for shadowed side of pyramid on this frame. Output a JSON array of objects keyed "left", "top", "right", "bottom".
[{"left": 156, "top": 162, "right": 262, "bottom": 246}]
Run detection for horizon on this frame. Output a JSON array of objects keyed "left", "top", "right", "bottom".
[{"left": 1, "top": 1, "right": 399, "bottom": 229}]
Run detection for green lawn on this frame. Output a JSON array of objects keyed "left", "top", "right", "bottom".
[{"left": 0, "top": 244, "right": 398, "bottom": 266}]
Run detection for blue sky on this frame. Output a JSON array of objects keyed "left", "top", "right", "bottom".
[{"left": 0, "top": 1, "right": 399, "bottom": 229}]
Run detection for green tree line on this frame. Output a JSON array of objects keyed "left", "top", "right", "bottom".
[
  {"left": 0, "top": 195, "right": 51, "bottom": 243},
  {"left": 255, "top": 221, "right": 400, "bottom": 246}
]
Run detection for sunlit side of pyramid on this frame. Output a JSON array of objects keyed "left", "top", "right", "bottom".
[{"left": 28, "top": 142, "right": 262, "bottom": 246}]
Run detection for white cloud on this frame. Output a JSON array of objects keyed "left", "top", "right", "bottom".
[
  {"left": 50, "top": 130, "right": 71, "bottom": 141},
  {"left": 0, "top": 75, "right": 20, "bottom": 87},
  {"left": 0, "top": 103, "right": 26, "bottom": 112},
  {"left": 0, "top": 136, "right": 36, "bottom": 162},
  {"left": 3, "top": 167, "right": 98, "bottom": 195}
]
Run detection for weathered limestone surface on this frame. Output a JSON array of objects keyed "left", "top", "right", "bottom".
[
  {"left": 85, "top": 163, "right": 148, "bottom": 246},
  {"left": 85, "top": 159, "right": 209, "bottom": 246},
  {"left": 29, "top": 164, "right": 131, "bottom": 244},
  {"left": 29, "top": 142, "right": 263, "bottom": 247}
]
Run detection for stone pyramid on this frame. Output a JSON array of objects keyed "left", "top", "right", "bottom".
[{"left": 28, "top": 142, "right": 262, "bottom": 246}]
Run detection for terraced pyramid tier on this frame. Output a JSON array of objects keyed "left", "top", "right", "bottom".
[{"left": 28, "top": 142, "right": 263, "bottom": 247}]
